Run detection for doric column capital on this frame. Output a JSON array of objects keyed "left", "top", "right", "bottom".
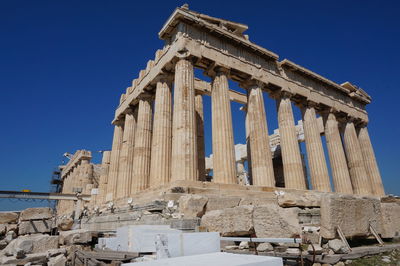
[
  {"left": 357, "top": 121, "right": 368, "bottom": 128},
  {"left": 124, "top": 107, "right": 135, "bottom": 115},
  {"left": 320, "top": 106, "right": 339, "bottom": 115},
  {"left": 205, "top": 63, "right": 230, "bottom": 78},
  {"left": 271, "top": 89, "right": 294, "bottom": 100},
  {"left": 176, "top": 47, "right": 191, "bottom": 59},
  {"left": 346, "top": 115, "right": 359, "bottom": 124},
  {"left": 240, "top": 79, "right": 264, "bottom": 90},
  {"left": 137, "top": 92, "right": 155, "bottom": 102},
  {"left": 112, "top": 118, "right": 124, "bottom": 126},
  {"left": 297, "top": 100, "right": 319, "bottom": 110},
  {"left": 154, "top": 73, "right": 174, "bottom": 85}
]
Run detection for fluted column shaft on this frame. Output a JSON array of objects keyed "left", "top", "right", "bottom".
[
  {"left": 71, "top": 167, "right": 79, "bottom": 192},
  {"left": 106, "top": 122, "right": 124, "bottom": 201},
  {"left": 277, "top": 94, "right": 307, "bottom": 189},
  {"left": 195, "top": 94, "right": 206, "bottom": 181},
  {"left": 97, "top": 151, "right": 111, "bottom": 204},
  {"left": 245, "top": 107, "right": 253, "bottom": 181},
  {"left": 247, "top": 84, "right": 275, "bottom": 187},
  {"left": 171, "top": 58, "right": 197, "bottom": 181},
  {"left": 342, "top": 121, "right": 372, "bottom": 195},
  {"left": 150, "top": 80, "right": 172, "bottom": 187},
  {"left": 301, "top": 105, "right": 331, "bottom": 191},
  {"left": 131, "top": 98, "right": 153, "bottom": 193},
  {"left": 69, "top": 168, "right": 78, "bottom": 212},
  {"left": 323, "top": 112, "right": 353, "bottom": 194},
  {"left": 117, "top": 110, "right": 137, "bottom": 199},
  {"left": 80, "top": 159, "right": 92, "bottom": 194},
  {"left": 358, "top": 126, "right": 385, "bottom": 196},
  {"left": 211, "top": 70, "right": 237, "bottom": 184}
]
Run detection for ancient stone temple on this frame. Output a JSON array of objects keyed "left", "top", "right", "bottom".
[
  {"left": 56, "top": 6, "right": 399, "bottom": 243},
  {"left": 94, "top": 5, "right": 383, "bottom": 200}
]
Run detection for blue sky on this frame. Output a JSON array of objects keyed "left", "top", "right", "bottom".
[{"left": 0, "top": 1, "right": 399, "bottom": 211}]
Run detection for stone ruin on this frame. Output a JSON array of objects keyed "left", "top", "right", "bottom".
[{"left": 3, "top": 5, "right": 396, "bottom": 265}]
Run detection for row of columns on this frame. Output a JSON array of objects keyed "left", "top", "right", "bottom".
[
  {"left": 101, "top": 57, "right": 384, "bottom": 203},
  {"left": 59, "top": 158, "right": 94, "bottom": 214}
]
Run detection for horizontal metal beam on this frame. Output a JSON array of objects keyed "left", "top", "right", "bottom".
[
  {"left": 220, "top": 237, "right": 302, "bottom": 243},
  {"left": 0, "top": 190, "right": 91, "bottom": 201}
]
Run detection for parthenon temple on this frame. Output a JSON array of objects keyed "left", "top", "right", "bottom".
[
  {"left": 88, "top": 4, "right": 383, "bottom": 201},
  {"left": 55, "top": 6, "right": 398, "bottom": 244}
]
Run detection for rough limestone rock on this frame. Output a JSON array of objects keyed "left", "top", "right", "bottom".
[
  {"left": 19, "top": 219, "right": 52, "bottom": 235},
  {"left": 179, "top": 194, "right": 208, "bottom": 218},
  {"left": 60, "top": 229, "right": 97, "bottom": 245},
  {"left": 380, "top": 202, "right": 400, "bottom": 238},
  {"left": 19, "top": 207, "right": 53, "bottom": 221},
  {"left": 328, "top": 239, "right": 348, "bottom": 254},
  {"left": 253, "top": 204, "right": 301, "bottom": 238},
  {"left": 286, "top": 248, "right": 300, "bottom": 255},
  {"left": 0, "top": 212, "right": 19, "bottom": 224},
  {"left": 0, "top": 239, "right": 7, "bottom": 249},
  {"left": 56, "top": 217, "right": 74, "bottom": 231},
  {"left": 14, "top": 247, "right": 26, "bottom": 259},
  {"left": 31, "top": 235, "right": 59, "bottom": 253},
  {"left": 238, "top": 241, "right": 249, "bottom": 249},
  {"left": 6, "top": 223, "right": 18, "bottom": 233},
  {"left": 256, "top": 242, "right": 274, "bottom": 252},
  {"left": 201, "top": 205, "right": 254, "bottom": 236},
  {"left": 206, "top": 197, "right": 241, "bottom": 211},
  {"left": 307, "top": 244, "right": 323, "bottom": 255},
  {"left": 0, "top": 252, "right": 47, "bottom": 265},
  {"left": 239, "top": 196, "right": 276, "bottom": 206},
  {"left": 0, "top": 234, "right": 58, "bottom": 256},
  {"left": 277, "top": 191, "right": 321, "bottom": 207},
  {"left": 16, "top": 238, "right": 33, "bottom": 254},
  {"left": 47, "top": 248, "right": 67, "bottom": 258},
  {"left": 5, "top": 230, "right": 16, "bottom": 242},
  {"left": 48, "top": 254, "right": 67, "bottom": 266},
  {"left": 320, "top": 194, "right": 382, "bottom": 239},
  {"left": 0, "top": 224, "right": 6, "bottom": 236}
]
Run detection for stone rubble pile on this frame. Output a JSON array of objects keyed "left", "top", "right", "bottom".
[
  {"left": 0, "top": 207, "right": 96, "bottom": 265},
  {"left": 1, "top": 191, "right": 399, "bottom": 265}
]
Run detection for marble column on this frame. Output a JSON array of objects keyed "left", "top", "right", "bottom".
[
  {"left": 69, "top": 168, "right": 78, "bottom": 212},
  {"left": 80, "top": 159, "right": 92, "bottom": 194},
  {"left": 276, "top": 93, "right": 307, "bottom": 190},
  {"left": 357, "top": 125, "right": 385, "bottom": 196},
  {"left": 246, "top": 82, "right": 275, "bottom": 187},
  {"left": 244, "top": 106, "right": 253, "bottom": 183},
  {"left": 131, "top": 97, "right": 153, "bottom": 193},
  {"left": 97, "top": 150, "right": 111, "bottom": 204},
  {"left": 211, "top": 68, "right": 237, "bottom": 184},
  {"left": 237, "top": 160, "right": 249, "bottom": 185},
  {"left": 301, "top": 103, "right": 331, "bottom": 192},
  {"left": 171, "top": 58, "right": 197, "bottom": 182},
  {"left": 195, "top": 94, "right": 206, "bottom": 181},
  {"left": 342, "top": 120, "right": 372, "bottom": 195},
  {"left": 323, "top": 112, "right": 353, "bottom": 194},
  {"left": 106, "top": 121, "right": 124, "bottom": 201},
  {"left": 116, "top": 109, "right": 137, "bottom": 199},
  {"left": 150, "top": 79, "right": 172, "bottom": 187},
  {"left": 71, "top": 167, "right": 79, "bottom": 192}
]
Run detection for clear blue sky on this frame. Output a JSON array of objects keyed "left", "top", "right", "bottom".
[{"left": 1, "top": 1, "right": 399, "bottom": 211}]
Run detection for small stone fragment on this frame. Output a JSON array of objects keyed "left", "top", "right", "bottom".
[
  {"left": 328, "top": 239, "right": 348, "bottom": 254},
  {"left": 238, "top": 241, "right": 249, "bottom": 249},
  {"left": 256, "top": 242, "right": 274, "bottom": 252},
  {"left": 307, "top": 244, "right": 323, "bottom": 255}
]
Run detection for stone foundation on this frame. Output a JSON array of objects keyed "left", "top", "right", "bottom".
[{"left": 77, "top": 181, "right": 400, "bottom": 243}]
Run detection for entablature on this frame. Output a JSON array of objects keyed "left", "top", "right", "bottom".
[{"left": 61, "top": 150, "right": 92, "bottom": 178}]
